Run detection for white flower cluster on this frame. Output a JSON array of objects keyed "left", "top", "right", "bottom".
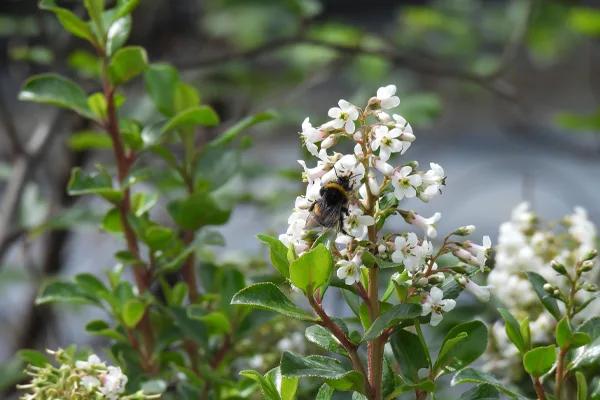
[
  {"left": 76, "top": 354, "right": 128, "bottom": 400},
  {"left": 280, "top": 85, "right": 493, "bottom": 327},
  {"left": 485, "top": 203, "right": 599, "bottom": 376},
  {"left": 19, "top": 349, "right": 157, "bottom": 400},
  {"left": 279, "top": 84, "right": 444, "bottom": 257}
]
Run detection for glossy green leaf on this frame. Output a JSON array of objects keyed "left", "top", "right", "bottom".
[
  {"left": 84, "top": 0, "right": 104, "bottom": 35},
  {"left": 161, "top": 105, "right": 219, "bottom": 133},
  {"left": 167, "top": 191, "right": 231, "bottom": 230},
  {"left": 434, "top": 320, "right": 488, "bottom": 374},
  {"left": 523, "top": 345, "right": 556, "bottom": 377},
  {"left": 231, "top": 283, "right": 316, "bottom": 321},
  {"left": 451, "top": 368, "right": 529, "bottom": 400},
  {"left": 316, "top": 384, "right": 334, "bottom": 400},
  {"left": 108, "top": 46, "right": 148, "bottom": 85},
  {"left": 391, "top": 328, "right": 430, "bottom": 382},
  {"left": 19, "top": 73, "right": 92, "bottom": 118},
  {"left": 257, "top": 234, "right": 290, "bottom": 278},
  {"left": 459, "top": 384, "right": 500, "bottom": 400},
  {"left": 280, "top": 352, "right": 361, "bottom": 388},
  {"left": 68, "top": 130, "right": 112, "bottom": 150},
  {"left": 571, "top": 336, "right": 600, "bottom": 370},
  {"left": 173, "top": 82, "right": 200, "bottom": 113},
  {"left": 265, "top": 367, "right": 298, "bottom": 400},
  {"left": 144, "top": 63, "right": 179, "bottom": 116},
  {"left": 85, "top": 320, "right": 128, "bottom": 342},
  {"left": 106, "top": 16, "right": 131, "bottom": 56},
  {"left": 36, "top": 281, "right": 98, "bottom": 305},
  {"left": 527, "top": 272, "right": 562, "bottom": 320},
  {"left": 40, "top": 0, "right": 96, "bottom": 44},
  {"left": 362, "top": 303, "right": 421, "bottom": 341},
  {"left": 498, "top": 307, "right": 527, "bottom": 353},
  {"left": 114, "top": 0, "right": 140, "bottom": 19},
  {"left": 305, "top": 324, "right": 346, "bottom": 355},
  {"left": 240, "top": 370, "right": 280, "bottom": 400},
  {"left": 576, "top": 371, "right": 588, "bottom": 400},
  {"left": 556, "top": 317, "right": 576, "bottom": 348},
  {"left": 289, "top": 244, "right": 333, "bottom": 294},
  {"left": 74, "top": 273, "right": 108, "bottom": 298},
  {"left": 122, "top": 299, "right": 145, "bottom": 328},
  {"left": 67, "top": 167, "right": 123, "bottom": 203}
]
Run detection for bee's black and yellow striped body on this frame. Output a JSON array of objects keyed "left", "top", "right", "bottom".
[{"left": 308, "top": 175, "right": 353, "bottom": 233}]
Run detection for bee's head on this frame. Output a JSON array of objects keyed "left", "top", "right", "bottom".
[{"left": 336, "top": 174, "right": 354, "bottom": 191}]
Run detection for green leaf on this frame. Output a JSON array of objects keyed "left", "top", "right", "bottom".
[
  {"left": 67, "top": 167, "right": 123, "bottom": 203},
  {"left": 167, "top": 191, "right": 231, "bottom": 230},
  {"left": 498, "top": 307, "right": 528, "bottom": 353},
  {"left": 391, "top": 328, "right": 430, "bottom": 382},
  {"left": 240, "top": 370, "right": 280, "bottom": 400},
  {"left": 523, "top": 345, "right": 557, "bottom": 377},
  {"left": 68, "top": 130, "right": 112, "bottom": 150},
  {"left": 280, "top": 352, "right": 363, "bottom": 391},
  {"left": 527, "top": 272, "right": 562, "bottom": 320},
  {"left": 40, "top": 0, "right": 96, "bottom": 44},
  {"left": 434, "top": 320, "right": 488, "bottom": 374},
  {"left": 18, "top": 349, "right": 49, "bottom": 368},
  {"left": 144, "top": 63, "right": 179, "bottom": 116},
  {"left": 106, "top": 16, "right": 131, "bottom": 56},
  {"left": 576, "top": 371, "right": 588, "bottom": 400},
  {"left": 230, "top": 283, "right": 316, "bottom": 321},
  {"left": 571, "top": 336, "right": 600, "bottom": 370},
  {"left": 114, "top": 0, "right": 140, "bottom": 19},
  {"left": 557, "top": 317, "right": 573, "bottom": 348},
  {"left": 108, "top": 46, "right": 148, "bottom": 85},
  {"left": 122, "top": 299, "right": 146, "bottom": 328},
  {"left": 85, "top": 320, "right": 128, "bottom": 342},
  {"left": 258, "top": 234, "right": 290, "bottom": 278},
  {"left": 268, "top": 367, "right": 298, "bottom": 400},
  {"left": 87, "top": 92, "right": 107, "bottom": 119},
  {"left": 451, "top": 368, "right": 529, "bottom": 400},
  {"left": 289, "top": 244, "right": 333, "bottom": 294},
  {"left": 305, "top": 324, "right": 346, "bottom": 355},
  {"left": 173, "top": 82, "right": 200, "bottom": 113},
  {"left": 316, "top": 384, "right": 334, "bottom": 400},
  {"left": 362, "top": 303, "right": 421, "bottom": 341},
  {"left": 555, "top": 108, "right": 600, "bottom": 132},
  {"left": 84, "top": 0, "right": 104, "bottom": 36},
  {"left": 161, "top": 105, "right": 219, "bottom": 132},
  {"left": 459, "top": 384, "right": 500, "bottom": 400},
  {"left": 19, "top": 73, "right": 92, "bottom": 118},
  {"left": 187, "top": 307, "right": 231, "bottom": 335},
  {"left": 568, "top": 7, "right": 600, "bottom": 37},
  {"left": 74, "top": 273, "right": 108, "bottom": 298},
  {"left": 579, "top": 317, "right": 600, "bottom": 341},
  {"left": 210, "top": 111, "right": 276, "bottom": 147},
  {"left": 36, "top": 281, "right": 98, "bottom": 305}
]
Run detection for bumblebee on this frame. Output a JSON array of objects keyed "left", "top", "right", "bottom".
[{"left": 307, "top": 172, "right": 355, "bottom": 234}]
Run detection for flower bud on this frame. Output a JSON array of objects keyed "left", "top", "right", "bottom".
[
  {"left": 414, "top": 277, "right": 429, "bottom": 287},
  {"left": 551, "top": 260, "right": 567, "bottom": 275},
  {"left": 583, "top": 283, "right": 598, "bottom": 292},
  {"left": 580, "top": 260, "right": 594, "bottom": 272},
  {"left": 428, "top": 272, "right": 445, "bottom": 284},
  {"left": 543, "top": 283, "right": 554, "bottom": 294},
  {"left": 456, "top": 275, "right": 468, "bottom": 286},
  {"left": 453, "top": 225, "right": 476, "bottom": 236},
  {"left": 583, "top": 249, "right": 598, "bottom": 261}
]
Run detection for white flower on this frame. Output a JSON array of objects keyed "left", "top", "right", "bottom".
[
  {"left": 278, "top": 332, "right": 306, "bottom": 353},
  {"left": 373, "top": 157, "right": 394, "bottom": 176},
  {"left": 392, "top": 114, "right": 415, "bottom": 142},
  {"left": 76, "top": 354, "right": 104, "bottom": 370},
  {"left": 421, "top": 286, "right": 456, "bottom": 326},
  {"left": 100, "top": 366, "right": 127, "bottom": 400},
  {"left": 463, "top": 278, "right": 493, "bottom": 302},
  {"left": 328, "top": 99, "right": 359, "bottom": 134},
  {"left": 376, "top": 84, "right": 401, "bottom": 109},
  {"left": 300, "top": 117, "right": 326, "bottom": 156},
  {"left": 392, "top": 166, "right": 422, "bottom": 200},
  {"left": 465, "top": 236, "right": 492, "bottom": 271},
  {"left": 336, "top": 255, "right": 362, "bottom": 285},
  {"left": 297, "top": 160, "right": 327, "bottom": 182},
  {"left": 371, "top": 125, "right": 405, "bottom": 161},
  {"left": 406, "top": 212, "right": 442, "bottom": 238},
  {"left": 391, "top": 233, "right": 419, "bottom": 264},
  {"left": 344, "top": 206, "right": 375, "bottom": 239}
]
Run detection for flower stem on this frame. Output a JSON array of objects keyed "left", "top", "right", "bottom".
[
  {"left": 533, "top": 376, "right": 547, "bottom": 400},
  {"left": 555, "top": 346, "right": 568, "bottom": 399}
]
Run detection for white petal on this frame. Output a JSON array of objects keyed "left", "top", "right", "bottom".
[
  {"left": 381, "top": 96, "right": 400, "bottom": 109},
  {"left": 328, "top": 107, "right": 342, "bottom": 118},
  {"left": 430, "top": 286, "right": 443, "bottom": 302},
  {"left": 379, "top": 146, "right": 391, "bottom": 161},
  {"left": 441, "top": 299, "right": 456, "bottom": 312},
  {"left": 430, "top": 312, "right": 443, "bottom": 326},
  {"left": 345, "top": 119, "right": 355, "bottom": 134}
]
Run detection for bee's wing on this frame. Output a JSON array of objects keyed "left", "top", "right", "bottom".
[{"left": 311, "top": 200, "right": 344, "bottom": 229}]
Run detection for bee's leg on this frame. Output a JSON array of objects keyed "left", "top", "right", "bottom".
[
  {"left": 309, "top": 201, "right": 315, "bottom": 212},
  {"left": 339, "top": 212, "right": 348, "bottom": 235}
]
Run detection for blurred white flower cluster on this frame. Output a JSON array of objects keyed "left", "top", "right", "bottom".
[
  {"left": 485, "top": 203, "right": 599, "bottom": 377},
  {"left": 280, "top": 84, "right": 493, "bottom": 327},
  {"left": 19, "top": 349, "right": 158, "bottom": 400}
]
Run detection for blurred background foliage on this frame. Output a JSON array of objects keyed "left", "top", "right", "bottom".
[{"left": 0, "top": 0, "right": 599, "bottom": 399}]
